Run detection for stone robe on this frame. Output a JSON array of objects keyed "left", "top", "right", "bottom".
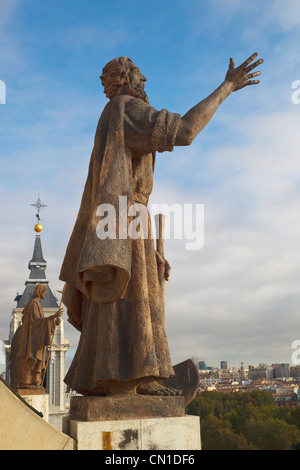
[
  {"left": 16, "top": 299, "right": 55, "bottom": 387},
  {"left": 60, "top": 94, "right": 181, "bottom": 395}
]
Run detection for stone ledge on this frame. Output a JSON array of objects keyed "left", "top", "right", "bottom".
[
  {"left": 0, "top": 379, "right": 74, "bottom": 450},
  {"left": 17, "top": 388, "right": 45, "bottom": 396},
  {"left": 69, "top": 395, "right": 185, "bottom": 421}
]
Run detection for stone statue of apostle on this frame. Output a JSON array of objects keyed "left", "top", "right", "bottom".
[
  {"left": 60, "top": 53, "right": 263, "bottom": 396},
  {"left": 10, "top": 284, "right": 62, "bottom": 389}
]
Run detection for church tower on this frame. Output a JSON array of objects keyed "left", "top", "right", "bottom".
[{"left": 4, "top": 196, "right": 70, "bottom": 429}]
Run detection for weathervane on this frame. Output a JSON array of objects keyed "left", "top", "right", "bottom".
[{"left": 31, "top": 194, "right": 47, "bottom": 233}]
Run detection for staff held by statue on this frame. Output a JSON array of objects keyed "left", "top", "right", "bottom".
[{"left": 41, "top": 288, "right": 64, "bottom": 387}]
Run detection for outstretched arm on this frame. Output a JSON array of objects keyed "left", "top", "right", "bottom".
[{"left": 175, "top": 53, "right": 263, "bottom": 146}]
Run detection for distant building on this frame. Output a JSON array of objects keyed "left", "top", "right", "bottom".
[
  {"left": 197, "top": 360, "right": 300, "bottom": 401},
  {"left": 248, "top": 366, "right": 273, "bottom": 381},
  {"left": 198, "top": 360, "right": 207, "bottom": 370},
  {"left": 290, "top": 365, "right": 300, "bottom": 379},
  {"left": 220, "top": 361, "right": 228, "bottom": 370},
  {"left": 239, "top": 362, "right": 248, "bottom": 381},
  {"left": 272, "top": 363, "right": 290, "bottom": 379}
]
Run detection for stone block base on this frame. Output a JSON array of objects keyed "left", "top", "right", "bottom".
[
  {"left": 69, "top": 395, "right": 185, "bottom": 421},
  {"left": 64, "top": 415, "right": 201, "bottom": 450}
]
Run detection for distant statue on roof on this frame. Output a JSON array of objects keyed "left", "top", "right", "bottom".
[{"left": 10, "top": 284, "right": 62, "bottom": 389}]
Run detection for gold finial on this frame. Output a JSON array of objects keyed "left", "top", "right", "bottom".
[{"left": 34, "top": 223, "right": 43, "bottom": 233}]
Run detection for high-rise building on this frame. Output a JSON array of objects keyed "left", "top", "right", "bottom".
[
  {"left": 220, "top": 361, "right": 228, "bottom": 370},
  {"left": 198, "top": 360, "right": 207, "bottom": 370}
]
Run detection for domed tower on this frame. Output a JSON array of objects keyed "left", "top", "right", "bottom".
[
  {"left": 239, "top": 362, "right": 248, "bottom": 382},
  {"left": 4, "top": 196, "right": 70, "bottom": 429}
]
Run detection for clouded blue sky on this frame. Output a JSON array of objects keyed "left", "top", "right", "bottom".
[{"left": 1, "top": 0, "right": 300, "bottom": 369}]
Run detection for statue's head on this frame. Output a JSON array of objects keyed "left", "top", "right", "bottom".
[
  {"left": 33, "top": 284, "right": 47, "bottom": 299},
  {"left": 100, "top": 56, "right": 149, "bottom": 103}
]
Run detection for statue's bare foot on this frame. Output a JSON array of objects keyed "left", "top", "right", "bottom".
[
  {"left": 137, "top": 380, "right": 182, "bottom": 397},
  {"left": 97, "top": 378, "right": 139, "bottom": 396}
]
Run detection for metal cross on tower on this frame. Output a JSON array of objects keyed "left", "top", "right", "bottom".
[{"left": 30, "top": 195, "right": 47, "bottom": 223}]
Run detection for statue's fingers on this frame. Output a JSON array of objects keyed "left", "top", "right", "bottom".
[
  {"left": 229, "top": 57, "right": 235, "bottom": 69},
  {"left": 239, "top": 52, "right": 258, "bottom": 69},
  {"left": 245, "top": 58, "right": 264, "bottom": 72},
  {"left": 246, "top": 79, "right": 260, "bottom": 86},
  {"left": 233, "top": 84, "right": 245, "bottom": 91},
  {"left": 234, "top": 79, "right": 260, "bottom": 92},
  {"left": 247, "top": 71, "right": 261, "bottom": 79}
]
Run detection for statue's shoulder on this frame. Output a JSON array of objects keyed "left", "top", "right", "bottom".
[
  {"left": 22, "top": 299, "right": 38, "bottom": 320},
  {"left": 25, "top": 298, "right": 41, "bottom": 311},
  {"left": 24, "top": 298, "right": 35, "bottom": 308},
  {"left": 110, "top": 94, "right": 139, "bottom": 108}
]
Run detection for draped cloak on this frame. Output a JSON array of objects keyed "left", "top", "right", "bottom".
[
  {"left": 16, "top": 299, "right": 55, "bottom": 385},
  {"left": 59, "top": 94, "right": 181, "bottom": 395}
]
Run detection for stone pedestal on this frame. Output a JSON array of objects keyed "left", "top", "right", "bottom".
[
  {"left": 63, "top": 395, "right": 201, "bottom": 450},
  {"left": 64, "top": 415, "right": 201, "bottom": 450},
  {"left": 69, "top": 394, "right": 186, "bottom": 421},
  {"left": 17, "top": 388, "right": 49, "bottom": 421}
]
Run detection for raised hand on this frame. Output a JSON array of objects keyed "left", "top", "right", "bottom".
[
  {"left": 225, "top": 52, "right": 263, "bottom": 92},
  {"left": 53, "top": 307, "right": 63, "bottom": 326}
]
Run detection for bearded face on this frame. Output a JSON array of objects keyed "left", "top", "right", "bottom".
[
  {"left": 33, "top": 283, "right": 48, "bottom": 299},
  {"left": 122, "top": 61, "right": 149, "bottom": 103},
  {"left": 100, "top": 57, "right": 149, "bottom": 104},
  {"left": 122, "top": 80, "right": 149, "bottom": 104}
]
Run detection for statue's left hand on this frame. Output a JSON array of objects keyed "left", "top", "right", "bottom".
[
  {"left": 156, "top": 251, "right": 171, "bottom": 281},
  {"left": 53, "top": 307, "right": 63, "bottom": 326},
  {"left": 225, "top": 52, "right": 264, "bottom": 92},
  {"left": 164, "top": 259, "right": 171, "bottom": 281}
]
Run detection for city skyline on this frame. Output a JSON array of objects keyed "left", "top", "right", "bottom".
[{"left": 1, "top": 0, "right": 300, "bottom": 368}]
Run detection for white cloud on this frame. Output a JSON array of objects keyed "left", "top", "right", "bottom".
[
  {"left": 268, "top": 0, "right": 300, "bottom": 32},
  {"left": 0, "top": 0, "right": 19, "bottom": 27},
  {"left": 206, "top": 0, "right": 300, "bottom": 33},
  {"left": 0, "top": 0, "right": 25, "bottom": 70},
  {"left": 147, "top": 100, "right": 300, "bottom": 367}
]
